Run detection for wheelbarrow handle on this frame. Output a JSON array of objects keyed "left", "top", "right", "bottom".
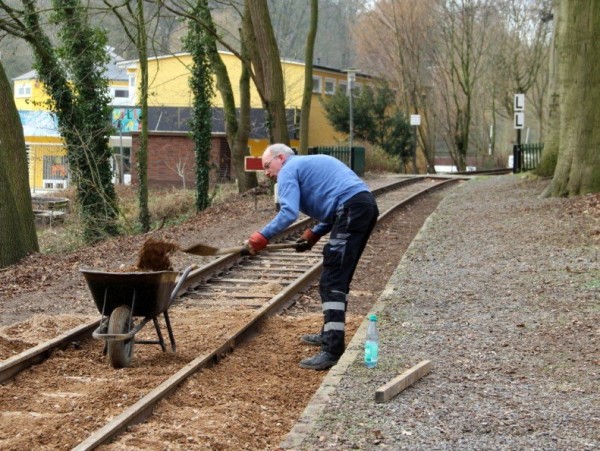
[{"left": 170, "top": 264, "right": 196, "bottom": 301}]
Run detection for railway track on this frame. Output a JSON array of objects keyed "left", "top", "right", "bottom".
[{"left": 0, "top": 176, "right": 464, "bottom": 449}]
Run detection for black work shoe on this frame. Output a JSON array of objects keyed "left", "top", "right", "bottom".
[
  {"left": 301, "top": 333, "right": 323, "bottom": 346},
  {"left": 299, "top": 352, "right": 339, "bottom": 370}
]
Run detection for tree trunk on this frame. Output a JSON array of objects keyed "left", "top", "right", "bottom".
[
  {"left": 299, "top": 0, "right": 318, "bottom": 155},
  {"left": 537, "top": 0, "right": 560, "bottom": 179},
  {"left": 136, "top": 0, "right": 151, "bottom": 230},
  {"left": 186, "top": 0, "right": 214, "bottom": 211},
  {"left": 545, "top": 0, "right": 600, "bottom": 196},
  {"left": 232, "top": 22, "right": 256, "bottom": 192},
  {"left": 203, "top": 5, "right": 256, "bottom": 193},
  {"left": 246, "top": 0, "right": 289, "bottom": 144},
  {"left": 0, "top": 62, "right": 39, "bottom": 267}
]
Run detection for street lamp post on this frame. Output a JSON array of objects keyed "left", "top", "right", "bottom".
[{"left": 346, "top": 68, "right": 357, "bottom": 169}]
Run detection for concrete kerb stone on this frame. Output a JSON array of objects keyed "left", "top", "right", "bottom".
[{"left": 279, "top": 204, "right": 442, "bottom": 449}]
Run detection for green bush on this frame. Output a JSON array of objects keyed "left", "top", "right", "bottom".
[{"left": 364, "top": 145, "right": 401, "bottom": 173}]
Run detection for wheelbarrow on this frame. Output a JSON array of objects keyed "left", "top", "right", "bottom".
[{"left": 80, "top": 265, "right": 195, "bottom": 368}]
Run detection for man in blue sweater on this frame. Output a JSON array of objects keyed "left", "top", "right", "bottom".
[{"left": 245, "top": 143, "right": 379, "bottom": 370}]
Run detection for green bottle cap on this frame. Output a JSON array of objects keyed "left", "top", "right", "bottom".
[{"left": 369, "top": 314, "right": 377, "bottom": 321}]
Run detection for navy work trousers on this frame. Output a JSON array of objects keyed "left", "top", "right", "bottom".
[{"left": 320, "top": 191, "right": 379, "bottom": 357}]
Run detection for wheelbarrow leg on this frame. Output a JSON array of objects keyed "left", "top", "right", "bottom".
[
  {"left": 163, "top": 310, "right": 176, "bottom": 352},
  {"left": 152, "top": 318, "right": 167, "bottom": 352}
]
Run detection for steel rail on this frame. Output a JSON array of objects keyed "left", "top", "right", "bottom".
[{"left": 0, "top": 321, "right": 98, "bottom": 384}]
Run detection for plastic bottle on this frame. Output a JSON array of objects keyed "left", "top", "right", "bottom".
[{"left": 364, "top": 314, "right": 379, "bottom": 368}]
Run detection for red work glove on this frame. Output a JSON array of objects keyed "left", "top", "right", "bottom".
[
  {"left": 245, "top": 232, "right": 268, "bottom": 255},
  {"left": 295, "top": 229, "right": 320, "bottom": 252}
]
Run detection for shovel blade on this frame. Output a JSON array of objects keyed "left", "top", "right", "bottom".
[{"left": 183, "top": 243, "right": 220, "bottom": 256}]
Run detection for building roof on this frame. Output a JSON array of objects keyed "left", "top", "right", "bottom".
[
  {"left": 12, "top": 48, "right": 128, "bottom": 82},
  {"left": 116, "top": 50, "right": 374, "bottom": 80},
  {"left": 13, "top": 69, "right": 37, "bottom": 81}
]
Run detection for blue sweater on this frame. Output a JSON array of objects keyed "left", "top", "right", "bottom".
[{"left": 260, "top": 154, "right": 369, "bottom": 239}]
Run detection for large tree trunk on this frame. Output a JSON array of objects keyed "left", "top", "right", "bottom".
[
  {"left": 545, "top": 0, "right": 600, "bottom": 196},
  {"left": 298, "top": 0, "right": 318, "bottom": 155},
  {"left": 0, "top": 62, "right": 39, "bottom": 267},
  {"left": 246, "top": 0, "right": 289, "bottom": 144}
]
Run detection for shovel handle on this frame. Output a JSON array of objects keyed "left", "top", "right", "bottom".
[{"left": 217, "top": 242, "right": 298, "bottom": 255}]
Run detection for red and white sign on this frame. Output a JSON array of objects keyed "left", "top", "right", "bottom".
[{"left": 245, "top": 156, "right": 264, "bottom": 172}]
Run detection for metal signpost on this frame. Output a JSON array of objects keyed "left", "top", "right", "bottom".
[
  {"left": 410, "top": 114, "right": 421, "bottom": 174},
  {"left": 513, "top": 94, "right": 525, "bottom": 173},
  {"left": 514, "top": 94, "right": 525, "bottom": 144}
]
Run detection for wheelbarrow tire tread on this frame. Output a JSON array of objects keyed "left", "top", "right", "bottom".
[{"left": 107, "top": 305, "right": 134, "bottom": 368}]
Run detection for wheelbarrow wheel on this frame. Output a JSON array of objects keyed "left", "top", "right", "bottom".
[{"left": 107, "top": 305, "right": 135, "bottom": 368}]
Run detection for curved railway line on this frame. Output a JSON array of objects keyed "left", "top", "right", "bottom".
[{"left": 0, "top": 176, "right": 465, "bottom": 450}]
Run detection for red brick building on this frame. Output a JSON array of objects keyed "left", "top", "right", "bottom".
[{"left": 129, "top": 131, "right": 232, "bottom": 189}]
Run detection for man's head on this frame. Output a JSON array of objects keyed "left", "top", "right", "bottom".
[{"left": 262, "top": 143, "right": 294, "bottom": 180}]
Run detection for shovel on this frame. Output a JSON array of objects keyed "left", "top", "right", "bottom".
[{"left": 183, "top": 242, "right": 298, "bottom": 256}]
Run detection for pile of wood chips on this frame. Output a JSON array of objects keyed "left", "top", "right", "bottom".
[
  {"left": 135, "top": 237, "right": 180, "bottom": 271},
  {"left": 116, "top": 237, "right": 180, "bottom": 272}
]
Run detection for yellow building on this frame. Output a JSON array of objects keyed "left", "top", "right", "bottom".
[
  {"left": 15, "top": 49, "right": 372, "bottom": 190},
  {"left": 119, "top": 51, "right": 372, "bottom": 155},
  {"left": 13, "top": 49, "right": 132, "bottom": 191}
]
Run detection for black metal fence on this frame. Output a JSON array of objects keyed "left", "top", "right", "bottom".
[
  {"left": 513, "top": 143, "right": 544, "bottom": 173},
  {"left": 309, "top": 146, "right": 365, "bottom": 176}
]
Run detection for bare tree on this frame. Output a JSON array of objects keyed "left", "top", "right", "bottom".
[
  {"left": 103, "top": 0, "right": 153, "bottom": 231},
  {"left": 430, "top": 0, "right": 495, "bottom": 171},
  {"left": 165, "top": 152, "right": 193, "bottom": 189},
  {"left": 489, "top": 0, "right": 551, "bottom": 148},
  {"left": 298, "top": 0, "right": 317, "bottom": 155},
  {"left": 245, "top": 0, "right": 288, "bottom": 144},
  {"left": 356, "top": 0, "right": 438, "bottom": 172}
]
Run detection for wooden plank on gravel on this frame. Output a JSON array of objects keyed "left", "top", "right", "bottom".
[{"left": 375, "top": 360, "right": 431, "bottom": 403}]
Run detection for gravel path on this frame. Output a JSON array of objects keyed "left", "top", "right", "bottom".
[{"left": 282, "top": 175, "right": 599, "bottom": 450}]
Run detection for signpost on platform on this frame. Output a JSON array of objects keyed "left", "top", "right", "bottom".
[
  {"left": 410, "top": 114, "right": 421, "bottom": 174},
  {"left": 514, "top": 94, "right": 525, "bottom": 145}
]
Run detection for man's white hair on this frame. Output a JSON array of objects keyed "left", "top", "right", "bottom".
[{"left": 265, "top": 143, "right": 295, "bottom": 157}]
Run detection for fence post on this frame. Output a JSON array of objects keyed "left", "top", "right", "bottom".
[{"left": 513, "top": 144, "right": 521, "bottom": 174}]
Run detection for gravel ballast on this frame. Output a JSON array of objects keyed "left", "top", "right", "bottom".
[{"left": 282, "top": 175, "right": 599, "bottom": 450}]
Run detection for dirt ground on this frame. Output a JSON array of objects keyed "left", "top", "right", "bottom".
[
  {"left": 0, "top": 175, "right": 444, "bottom": 449},
  {"left": 2, "top": 176, "right": 597, "bottom": 450}
]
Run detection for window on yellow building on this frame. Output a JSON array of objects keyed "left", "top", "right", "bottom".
[
  {"left": 16, "top": 83, "right": 32, "bottom": 98},
  {"left": 324, "top": 78, "right": 336, "bottom": 95},
  {"left": 312, "top": 76, "right": 322, "bottom": 94}
]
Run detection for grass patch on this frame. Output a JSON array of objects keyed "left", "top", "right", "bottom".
[
  {"left": 365, "top": 145, "right": 402, "bottom": 173},
  {"left": 584, "top": 279, "right": 600, "bottom": 289}
]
